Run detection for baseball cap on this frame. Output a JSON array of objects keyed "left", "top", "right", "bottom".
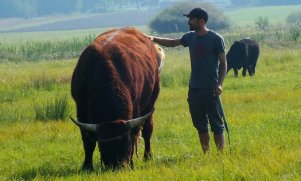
[{"left": 183, "top": 8, "right": 208, "bottom": 22}]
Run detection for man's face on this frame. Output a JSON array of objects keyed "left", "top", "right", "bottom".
[{"left": 188, "top": 17, "right": 202, "bottom": 31}]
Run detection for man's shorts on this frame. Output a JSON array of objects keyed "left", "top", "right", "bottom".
[{"left": 187, "top": 88, "right": 224, "bottom": 134}]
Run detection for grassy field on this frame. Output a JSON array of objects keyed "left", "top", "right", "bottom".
[
  {"left": 0, "top": 44, "right": 300, "bottom": 180},
  {"left": 226, "top": 4, "right": 301, "bottom": 26},
  {"left": 0, "top": 4, "right": 301, "bottom": 180}
]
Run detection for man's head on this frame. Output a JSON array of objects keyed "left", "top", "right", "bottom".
[
  {"left": 183, "top": 8, "right": 208, "bottom": 23},
  {"left": 183, "top": 8, "right": 208, "bottom": 31}
]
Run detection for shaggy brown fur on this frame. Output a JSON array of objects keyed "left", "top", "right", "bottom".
[{"left": 71, "top": 27, "right": 164, "bottom": 170}]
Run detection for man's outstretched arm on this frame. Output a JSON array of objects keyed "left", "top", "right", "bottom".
[{"left": 149, "top": 36, "right": 182, "bottom": 47}]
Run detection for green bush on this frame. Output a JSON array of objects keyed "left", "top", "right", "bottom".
[
  {"left": 289, "top": 26, "right": 300, "bottom": 41},
  {"left": 287, "top": 11, "right": 301, "bottom": 25},
  {"left": 255, "top": 16, "right": 269, "bottom": 30},
  {"left": 149, "top": 2, "right": 230, "bottom": 34}
]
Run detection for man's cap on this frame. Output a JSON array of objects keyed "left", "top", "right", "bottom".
[{"left": 183, "top": 7, "right": 208, "bottom": 22}]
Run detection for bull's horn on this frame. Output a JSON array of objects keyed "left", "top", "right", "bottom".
[
  {"left": 127, "top": 109, "right": 154, "bottom": 128},
  {"left": 69, "top": 116, "right": 98, "bottom": 133}
]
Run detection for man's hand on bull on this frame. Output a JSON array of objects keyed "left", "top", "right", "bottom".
[{"left": 144, "top": 34, "right": 154, "bottom": 41}]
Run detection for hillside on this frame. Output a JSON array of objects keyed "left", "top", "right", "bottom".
[
  {"left": 226, "top": 4, "right": 301, "bottom": 25},
  {"left": 0, "top": 11, "right": 157, "bottom": 32},
  {"left": 0, "top": 4, "right": 301, "bottom": 33}
]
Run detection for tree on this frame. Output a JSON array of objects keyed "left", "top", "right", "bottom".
[
  {"left": 287, "top": 11, "right": 301, "bottom": 25},
  {"left": 149, "top": 2, "right": 230, "bottom": 34},
  {"left": 255, "top": 16, "right": 269, "bottom": 30}
]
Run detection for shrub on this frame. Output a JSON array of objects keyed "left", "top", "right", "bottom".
[
  {"left": 149, "top": 2, "right": 230, "bottom": 34},
  {"left": 255, "top": 16, "right": 269, "bottom": 30},
  {"left": 287, "top": 11, "right": 301, "bottom": 25},
  {"left": 289, "top": 26, "right": 300, "bottom": 41}
]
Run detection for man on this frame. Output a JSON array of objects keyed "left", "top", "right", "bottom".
[{"left": 148, "top": 7, "right": 227, "bottom": 153}]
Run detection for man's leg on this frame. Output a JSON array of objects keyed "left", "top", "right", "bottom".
[
  {"left": 214, "top": 133, "right": 225, "bottom": 152},
  {"left": 199, "top": 132, "right": 210, "bottom": 153},
  {"left": 207, "top": 95, "right": 225, "bottom": 152},
  {"left": 187, "top": 89, "right": 209, "bottom": 153}
]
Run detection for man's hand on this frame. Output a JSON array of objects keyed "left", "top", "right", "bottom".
[
  {"left": 144, "top": 34, "right": 154, "bottom": 41},
  {"left": 215, "top": 84, "right": 223, "bottom": 96}
]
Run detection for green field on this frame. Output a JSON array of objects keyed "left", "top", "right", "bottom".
[
  {"left": 0, "top": 45, "right": 301, "bottom": 180},
  {"left": 226, "top": 4, "right": 301, "bottom": 26},
  {"left": 0, "top": 4, "right": 301, "bottom": 181}
]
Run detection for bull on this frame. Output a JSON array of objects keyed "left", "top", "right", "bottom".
[
  {"left": 70, "top": 27, "right": 165, "bottom": 170},
  {"left": 226, "top": 38, "right": 260, "bottom": 77}
]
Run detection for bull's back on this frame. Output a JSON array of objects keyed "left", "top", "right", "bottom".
[
  {"left": 242, "top": 39, "right": 260, "bottom": 64},
  {"left": 71, "top": 28, "right": 159, "bottom": 122}
]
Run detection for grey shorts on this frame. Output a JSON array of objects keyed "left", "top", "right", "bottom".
[{"left": 187, "top": 88, "right": 224, "bottom": 134}]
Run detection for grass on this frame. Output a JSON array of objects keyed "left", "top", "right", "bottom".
[
  {"left": 0, "top": 4, "right": 300, "bottom": 179},
  {"left": 34, "top": 94, "right": 70, "bottom": 121},
  {"left": 1, "top": 25, "right": 300, "bottom": 63},
  {"left": 225, "top": 4, "right": 301, "bottom": 26},
  {"left": 0, "top": 45, "right": 300, "bottom": 180}
]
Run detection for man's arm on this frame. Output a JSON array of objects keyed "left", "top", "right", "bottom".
[
  {"left": 149, "top": 36, "right": 182, "bottom": 47},
  {"left": 218, "top": 53, "right": 227, "bottom": 86},
  {"left": 215, "top": 53, "right": 227, "bottom": 95}
]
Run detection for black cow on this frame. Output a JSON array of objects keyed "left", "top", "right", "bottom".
[{"left": 226, "top": 38, "right": 260, "bottom": 77}]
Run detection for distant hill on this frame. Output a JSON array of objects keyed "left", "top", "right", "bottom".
[{"left": 0, "top": 11, "right": 157, "bottom": 32}]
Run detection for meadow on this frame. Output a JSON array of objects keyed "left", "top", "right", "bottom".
[
  {"left": 0, "top": 4, "right": 301, "bottom": 180},
  {"left": 0, "top": 40, "right": 300, "bottom": 180}
]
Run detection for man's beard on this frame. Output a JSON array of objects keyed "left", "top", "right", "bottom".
[{"left": 189, "top": 24, "right": 200, "bottom": 31}]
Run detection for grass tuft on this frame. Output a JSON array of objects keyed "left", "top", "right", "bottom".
[{"left": 34, "top": 94, "right": 70, "bottom": 121}]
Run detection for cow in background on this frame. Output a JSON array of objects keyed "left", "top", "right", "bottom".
[
  {"left": 226, "top": 38, "right": 260, "bottom": 77},
  {"left": 70, "top": 27, "right": 165, "bottom": 170}
]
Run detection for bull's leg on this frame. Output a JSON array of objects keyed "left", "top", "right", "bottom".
[
  {"left": 130, "top": 135, "right": 136, "bottom": 169},
  {"left": 76, "top": 103, "right": 96, "bottom": 171},
  {"left": 242, "top": 67, "right": 247, "bottom": 77},
  {"left": 248, "top": 66, "right": 254, "bottom": 76},
  {"left": 81, "top": 131, "right": 96, "bottom": 171},
  {"left": 142, "top": 116, "right": 153, "bottom": 161},
  {"left": 142, "top": 79, "right": 159, "bottom": 161},
  {"left": 251, "top": 64, "right": 256, "bottom": 75},
  {"left": 234, "top": 69, "right": 238, "bottom": 77}
]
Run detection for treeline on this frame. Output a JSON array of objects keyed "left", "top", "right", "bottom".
[{"left": 0, "top": 0, "right": 159, "bottom": 18}]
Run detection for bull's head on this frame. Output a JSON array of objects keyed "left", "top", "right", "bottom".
[{"left": 70, "top": 110, "right": 153, "bottom": 169}]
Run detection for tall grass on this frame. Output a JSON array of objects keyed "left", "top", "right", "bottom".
[
  {"left": 34, "top": 94, "right": 70, "bottom": 121},
  {"left": 0, "top": 35, "right": 94, "bottom": 62},
  {"left": 0, "top": 44, "right": 300, "bottom": 180},
  {"left": 0, "top": 25, "right": 300, "bottom": 62}
]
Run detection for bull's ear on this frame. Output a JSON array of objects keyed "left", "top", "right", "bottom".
[{"left": 97, "top": 120, "right": 130, "bottom": 140}]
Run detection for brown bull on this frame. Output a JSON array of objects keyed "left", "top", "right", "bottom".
[{"left": 70, "top": 27, "right": 165, "bottom": 170}]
